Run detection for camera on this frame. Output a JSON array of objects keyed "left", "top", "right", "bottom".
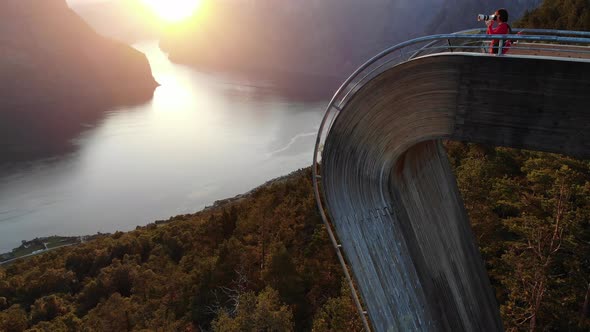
[{"left": 477, "top": 14, "right": 497, "bottom": 21}]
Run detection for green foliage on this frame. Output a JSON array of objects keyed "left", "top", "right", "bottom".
[
  {"left": 516, "top": 0, "right": 590, "bottom": 30},
  {"left": 83, "top": 293, "right": 138, "bottom": 331},
  {"left": 312, "top": 279, "right": 364, "bottom": 332},
  {"left": 1, "top": 136, "right": 589, "bottom": 331},
  {"left": 211, "top": 287, "right": 294, "bottom": 332},
  {"left": 0, "top": 169, "right": 346, "bottom": 331},
  {"left": 446, "top": 141, "right": 590, "bottom": 331},
  {"left": 262, "top": 243, "right": 306, "bottom": 306},
  {"left": 30, "top": 295, "right": 70, "bottom": 324},
  {"left": 25, "top": 312, "right": 82, "bottom": 332},
  {"left": 458, "top": 2, "right": 590, "bottom": 330},
  {"left": 0, "top": 2, "right": 586, "bottom": 330},
  {"left": 0, "top": 305, "right": 28, "bottom": 332}
]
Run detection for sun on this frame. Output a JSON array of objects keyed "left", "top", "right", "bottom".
[{"left": 141, "top": 0, "right": 202, "bottom": 23}]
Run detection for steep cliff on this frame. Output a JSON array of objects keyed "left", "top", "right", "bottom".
[
  {"left": 0, "top": 0, "right": 158, "bottom": 163},
  {"left": 159, "top": 0, "right": 541, "bottom": 97}
]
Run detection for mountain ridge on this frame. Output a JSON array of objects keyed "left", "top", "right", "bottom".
[
  {"left": 0, "top": 0, "right": 158, "bottom": 163},
  {"left": 159, "top": 0, "right": 542, "bottom": 97}
]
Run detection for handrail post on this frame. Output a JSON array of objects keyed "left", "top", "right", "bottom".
[
  {"left": 497, "top": 39, "right": 505, "bottom": 56},
  {"left": 313, "top": 28, "right": 590, "bottom": 331}
]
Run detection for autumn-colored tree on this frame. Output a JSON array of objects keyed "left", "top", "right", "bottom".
[
  {"left": 262, "top": 242, "right": 307, "bottom": 327},
  {"left": 211, "top": 287, "right": 294, "bottom": 332},
  {"left": 516, "top": 0, "right": 590, "bottom": 31},
  {"left": 0, "top": 297, "right": 7, "bottom": 311},
  {"left": 497, "top": 154, "right": 590, "bottom": 331},
  {"left": 0, "top": 305, "right": 28, "bottom": 332},
  {"left": 1, "top": 140, "right": 588, "bottom": 332},
  {"left": 312, "top": 279, "right": 364, "bottom": 332},
  {"left": 30, "top": 295, "right": 69, "bottom": 324},
  {"left": 26, "top": 312, "right": 82, "bottom": 332},
  {"left": 448, "top": 141, "right": 590, "bottom": 331},
  {"left": 83, "top": 293, "right": 138, "bottom": 331}
]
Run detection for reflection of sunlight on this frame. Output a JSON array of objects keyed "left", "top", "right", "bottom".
[
  {"left": 152, "top": 76, "right": 197, "bottom": 111},
  {"left": 148, "top": 69, "right": 219, "bottom": 147},
  {"left": 130, "top": 41, "right": 219, "bottom": 147},
  {"left": 141, "top": 0, "right": 202, "bottom": 22},
  {"left": 137, "top": 41, "right": 203, "bottom": 112}
]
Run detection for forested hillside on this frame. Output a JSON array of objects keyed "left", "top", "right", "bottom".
[
  {"left": 0, "top": 169, "right": 361, "bottom": 331},
  {"left": 1, "top": 145, "right": 589, "bottom": 331},
  {"left": 516, "top": 0, "right": 590, "bottom": 30},
  {"left": 2, "top": 0, "right": 590, "bottom": 331},
  {"left": 0, "top": 0, "right": 157, "bottom": 163},
  {"left": 159, "top": 0, "right": 540, "bottom": 98},
  {"left": 446, "top": 143, "right": 590, "bottom": 331}
]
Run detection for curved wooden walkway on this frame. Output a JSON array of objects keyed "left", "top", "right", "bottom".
[{"left": 320, "top": 53, "right": 590, "bottom": 331}]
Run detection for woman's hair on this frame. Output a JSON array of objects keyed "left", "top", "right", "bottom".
[{"left": 496, "top": 8, "right": 509, "bottom": 22}]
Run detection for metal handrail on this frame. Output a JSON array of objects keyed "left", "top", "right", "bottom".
[
  {"left": 442, "top": 27, "right": 590, "bottom": 37},
  {"left": 320, "top": 33, "right": 590, "bottom": 147},
  {"left": 415, "top": 28, "right": 590, "bottom": 57},
  {"left": 311, "top": 28, "right": 590, "bottom": 331}
]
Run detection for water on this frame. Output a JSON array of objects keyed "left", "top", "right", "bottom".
[{"left": 0, "top": 41, "right": 326, "bottom": 253}]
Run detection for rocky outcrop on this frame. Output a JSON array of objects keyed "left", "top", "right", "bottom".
[{"left": 0, "top": 0, "right": 158, "bottom": 163}]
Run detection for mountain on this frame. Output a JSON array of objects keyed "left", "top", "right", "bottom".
[
  {"left": 0, "top": 0, "right": 157, "bottom": 164},
  {"left": 68, "top": 0, "right": 162, "bottom": 43},
  {"left": 424, "top": 0, "right": 542, "bottom": 34},
  {"left": 159, "top": 0, "right": 542, "bottom": 97}
]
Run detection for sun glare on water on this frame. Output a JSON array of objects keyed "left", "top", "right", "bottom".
[{"left": 142, "top": 0, "right": 202, "bottom": 22}]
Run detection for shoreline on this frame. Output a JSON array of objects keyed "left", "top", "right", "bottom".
[
  {"left": 0, "top": 234, "right": 99, "bottom": 265},
  {"left": 0, "top": 168, "right": 310, "bottom": 265}
]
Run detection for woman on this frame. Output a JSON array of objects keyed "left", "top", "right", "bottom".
[{"left": 486, "top": 8, "right": 511, "bottom": 54}]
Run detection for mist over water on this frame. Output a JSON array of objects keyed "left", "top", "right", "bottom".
[{"left": 0, "top": 41, "right": 326, "bottom": 253}]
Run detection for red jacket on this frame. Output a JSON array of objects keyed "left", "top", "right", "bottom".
[{"left": 487, "top": 22, "right": 511, "bottom": 54}]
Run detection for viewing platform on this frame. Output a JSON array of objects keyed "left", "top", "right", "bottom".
[{"left": 312, "top": 29, "right": 590, "bottom": 331}]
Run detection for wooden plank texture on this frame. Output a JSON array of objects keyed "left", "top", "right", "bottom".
[{"left": 322, "top": 53, "right": 590, "bottom": 331}]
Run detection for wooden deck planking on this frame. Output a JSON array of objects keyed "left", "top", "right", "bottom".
[{"left": 322, "top": 53, "right": 590, "bottom": 331}]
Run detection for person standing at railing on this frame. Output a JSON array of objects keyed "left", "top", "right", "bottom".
[{"left": 486, "top": 8, "right": 512, "bottom": 54}]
